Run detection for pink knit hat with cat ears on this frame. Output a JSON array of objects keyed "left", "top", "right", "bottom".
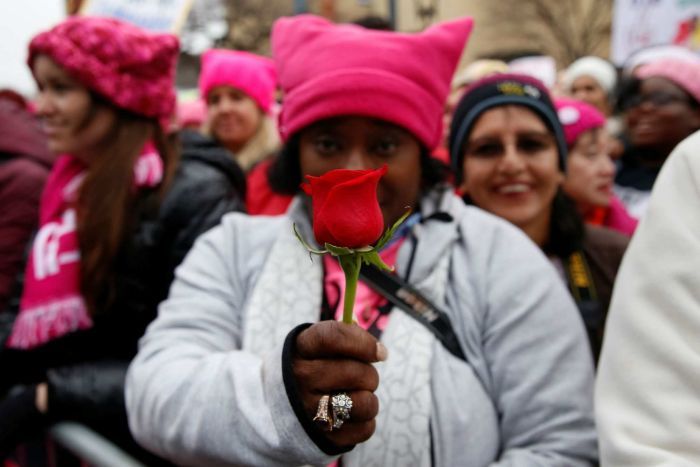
[
  {"left": 199, "top": 49, "right": 277, "bottom": 114},
  {"left": 272, "top": 15, "right": 473, "bottom": 150},
  {"left": 28, "top": 16, "right": 179, "bottom": 119}
]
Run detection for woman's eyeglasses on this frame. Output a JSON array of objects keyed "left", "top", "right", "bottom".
[{"left": 622, "top": 92, "right": 691, "bottom": 110}]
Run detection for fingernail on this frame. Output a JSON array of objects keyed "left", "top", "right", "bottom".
[{"left": 376, "top": 342, "right": 388, "bottom": 361}]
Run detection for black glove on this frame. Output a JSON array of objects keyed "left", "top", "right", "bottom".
[
  {"left": 0, "top": 346, "right": 54, "bottom": 398},
  {"left": 0, "top": 385, "right": 47, "bottom": 459}
]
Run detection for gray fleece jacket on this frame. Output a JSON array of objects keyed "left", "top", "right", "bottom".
[{"left": 125, "top": 187, "right": 597, "bottom": 466}]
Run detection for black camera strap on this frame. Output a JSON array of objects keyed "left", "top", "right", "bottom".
[
  {"left": 564, "top": 250, "right": 603, "bottom": 332},
  {"left": 359, "top": 265, "right": 467, "bottom": 362}
]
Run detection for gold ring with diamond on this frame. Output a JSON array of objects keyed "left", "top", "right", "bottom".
[
  {"left": 330, "top": 392, "right": 353, "bottom": 430},
  {"left": 312, "top": 394, "right": 332, "bottom": 431}
]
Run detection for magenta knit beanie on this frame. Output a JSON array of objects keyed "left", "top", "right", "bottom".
[
  {"left": 635, "top": 58, "right": 700, "bottom": 105},
  {"left": 271, "top": 14, "right": 473, "bottom": 150},
  {"left": 199, "top": 49, "right": 277, "bottom": 114},
  {"left": 28, "top": 16, "right": 179, "bottom": 119},
  {"left": 555, "top": 97, "right": 606, "bottom": 148}
]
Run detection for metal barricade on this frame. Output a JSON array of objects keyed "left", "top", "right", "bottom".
[{"left": 48, "top": 422, "right": 146, "bottom": 467}]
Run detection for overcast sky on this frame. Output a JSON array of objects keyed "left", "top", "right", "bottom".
[{"left": 0, "top": 1, "right": 65, "bottom": 96}]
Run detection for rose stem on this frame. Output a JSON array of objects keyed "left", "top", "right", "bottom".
[{"left": 340, "top": 253, "right": 362, "bottom": 324}]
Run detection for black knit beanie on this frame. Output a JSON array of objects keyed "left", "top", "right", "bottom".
[{"left": 448, "top": 73, "right": 567, "bottom": 183}]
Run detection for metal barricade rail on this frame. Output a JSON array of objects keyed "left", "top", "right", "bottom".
[{"left": 49, "top": 422, "right": 146, "bottom": 467}]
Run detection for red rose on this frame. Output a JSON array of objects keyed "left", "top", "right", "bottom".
[{"left": 302, "top": 165, "right": 387, "bottom": 248}]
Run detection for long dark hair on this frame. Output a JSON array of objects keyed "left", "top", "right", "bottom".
[
  {"left": 267, "top": 134, "right": 448, "bottom": 195},
  {"left": 77, "top": 98, "right": 178, "bottom": 315},
  {"left": 543, "top": 189, "right": 585, "bottom": 258}
]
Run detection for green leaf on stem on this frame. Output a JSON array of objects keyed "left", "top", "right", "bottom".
[
  {"left": 359, "top": 250, "right": 393, "bottom": 271},
  {"left": 374, "top": 209, "right": 412, "bottom": 251},
  {"left": 293, "top": 223, "right": 328, "bottom": 257},
  {"left": 325, "top": 243, "right": 355, "bottom": 256}
]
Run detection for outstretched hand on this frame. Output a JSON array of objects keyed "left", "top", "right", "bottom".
[{"left": 293, "top": 320, "right": 387, "bottom": 447}]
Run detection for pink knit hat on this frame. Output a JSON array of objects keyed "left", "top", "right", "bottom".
[
  {"left": 555, "top": 98, "right": 606, "bottom": 147},
  {"left": 28, "top": 16, "right": 179, "bottom": 119},
  {"left": 199, "top": 49, "right": 277, "bottom": 114},
  {"left": 176, "top": 99, "right": 207, "bottom": 129},
  {"left": 635, "top": 58, "right": 700, "bottom": 105},
  {"left": 272, "top": 15, "right": 473, "bottom": 150}
]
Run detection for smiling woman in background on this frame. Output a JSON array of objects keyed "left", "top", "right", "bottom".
[
  {"left": 449, "top": 74, "right": 628, "bottom": 364},
  {"left": 614, "top": 58, "right": 700, "bottom": 218}
]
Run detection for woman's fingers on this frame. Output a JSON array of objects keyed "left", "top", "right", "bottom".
[
  {"left": 325, "top": 419, "right": 377, "bottom": 447},
  {"left": 296, "top": 321, "right": 387, "bottom": 363},
  {"left": 338, "top": 390, "right": 378, "bottom": 422},
  {"left": 294, "top": 358, "right": 379, "bottom": 394},
  {"left": 293, "top": 321, "right": 386, "bottom": 447}
]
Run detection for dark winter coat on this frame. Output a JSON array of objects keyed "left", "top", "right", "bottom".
[
  {"left": 576, "top": 225, "right": 629, "bottom": 364},
  {"left": 0, "top": 130, "right": 245, "bottom": 457}
]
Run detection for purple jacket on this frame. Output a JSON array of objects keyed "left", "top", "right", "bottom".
[{"left": 0, "top": 100, "right": 54, "bottom": 312}]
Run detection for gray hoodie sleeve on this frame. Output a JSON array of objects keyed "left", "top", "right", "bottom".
[
  {"left": 125, "top": 216, "right": 335, "bottom": 467},
  {"left": 466, "top": 213, "right": 598, "bottom": 466}
]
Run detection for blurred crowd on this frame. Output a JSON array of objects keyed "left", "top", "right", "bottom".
[{"left": 2, "top": 9, "right": 700, "bottom": 467}]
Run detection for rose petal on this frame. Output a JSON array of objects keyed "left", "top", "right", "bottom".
[{"left": 315, "top": 166, "right": 386, "bottom": 247}]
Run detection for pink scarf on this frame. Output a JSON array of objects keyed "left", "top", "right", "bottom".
[{"left": 6, "top": 143, "right": 163, "bottom": 349}]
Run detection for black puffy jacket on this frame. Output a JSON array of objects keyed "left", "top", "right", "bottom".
[{"left": 0, "top": 131, "right": 245, "bottom": 454}]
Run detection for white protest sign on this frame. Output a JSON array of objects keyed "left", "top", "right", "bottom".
[
  {"left": 80, "top": 0, "right": 195, "bottom": 33},
  {"left": 612, "top": 0, "right": 700, "bottom": 64},
  {"left": 0, "top": 0, "right": 66, "bottom": 96}
]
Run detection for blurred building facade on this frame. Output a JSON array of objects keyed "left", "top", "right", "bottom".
[
  {"left": 322, "top": 0, "right": 613, "bottom": 67},
  {"left": 176, "top": 0, "right": 612, "bottom": 88}
]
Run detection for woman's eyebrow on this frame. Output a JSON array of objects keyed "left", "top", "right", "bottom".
[
  {"left": 468, "top": 136, "right": 500, "bottom": 145},
  {"left": 518, "top": 130, "right": 553, "bottom": 138}
]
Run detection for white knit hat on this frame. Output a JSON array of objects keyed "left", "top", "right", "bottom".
[{"left": 563, "top": 56, "right": 617, "bottom": 94}]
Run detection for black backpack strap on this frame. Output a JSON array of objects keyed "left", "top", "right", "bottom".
[{"left": 359, "top": 265, "right": 467, "bottom": 362}]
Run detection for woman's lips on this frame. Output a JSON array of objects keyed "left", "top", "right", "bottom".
[
  {"left": 596, "top": 182, "right": 613, "bottom": 195},
  {"left": 631, "top": 118, "right": 657, "bottom": 135},
  {"left": 42, "top": 125, "right": 63, "bottom": 138},
  {"left": 495, "top": 183, "right": 532, "bottom": 195}
]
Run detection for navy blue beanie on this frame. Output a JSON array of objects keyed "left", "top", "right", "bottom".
[{"left": 448, "top": 73, "right": 567, "bottom": 183}]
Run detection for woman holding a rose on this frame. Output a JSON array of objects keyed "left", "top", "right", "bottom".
[{"left": 126, "top": 15, "right": 597, "bottom": 467}]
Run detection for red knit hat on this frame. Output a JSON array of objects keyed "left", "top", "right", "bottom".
[
  {"left": 555, "top": 97, "right": 606, "bottom": 148},
  {"left": 272, "top": 14, "right": 473, "bottom": 150},
  {"left": 28, "top": 16, "right": 179, "bottom": 119},
  {"left": 199, "top": 49, "right": 277, "bottom": 114}
]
